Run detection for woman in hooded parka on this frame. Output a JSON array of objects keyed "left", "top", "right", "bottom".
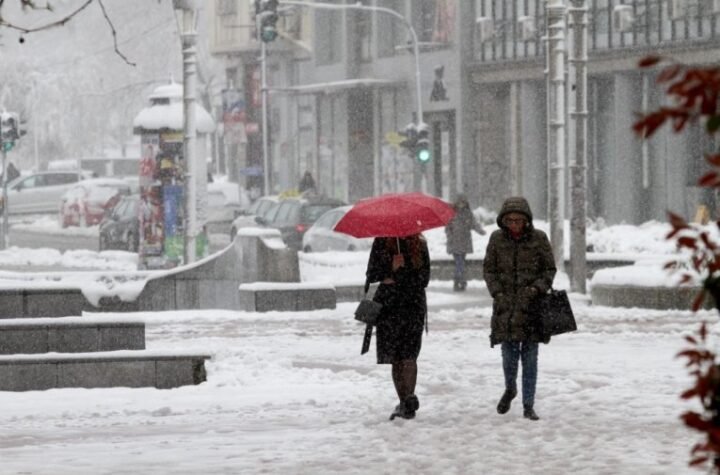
[{"left": 482, "top": 196, "right": 556, "bottom": 421}]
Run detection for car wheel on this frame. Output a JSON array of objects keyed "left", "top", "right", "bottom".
[{"left": 303, "top": 245, "right": 312, "bottom": 253}]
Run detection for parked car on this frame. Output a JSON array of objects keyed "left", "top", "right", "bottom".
[
  {"left": 59, "top": 178, "right": 132, "bottom": 228},
  {"left": 229, "top": 195, "right": 281, "bottom": 239},
  {"left": 0, "top": 170, "right": 95, "bottom": 215},
  {"left": 259, "top": 195, "right": 346, "bottom": 250},
  {"left": 205, "top": 189, "right": 248, "bottom": 237},
  {"left": 98, "top": 194, "right": 140, "bottom": 252},
  {"left": 302, "top": 205, "right": 372, "bottom": 252}
]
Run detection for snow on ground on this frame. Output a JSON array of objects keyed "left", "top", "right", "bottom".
[{"left": 0, "top": 290, "right": 704, "bottom": 474}]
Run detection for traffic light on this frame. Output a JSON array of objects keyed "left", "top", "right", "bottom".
[
  {"left": 415, "top": 122, "right": 431, "bottom": 163},
  {"left": 255, "top": 0, "right": 279, "bottom": 43},
  {"left": 0, "top": 113, "right": 20, "bottom": 152},
  {"left": 398, "top": 122, "right": 417, "bottom": 156}
]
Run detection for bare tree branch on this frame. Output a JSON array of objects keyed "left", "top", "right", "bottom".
[
  {"left": 0, "top": 0, "right": 136, "bottom": 67},
  {"left": 97, "top": 0, "right": 135, "bottom": 66}
]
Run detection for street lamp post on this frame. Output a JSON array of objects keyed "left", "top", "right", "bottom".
[
  {"left": 569, "top": 0, "right": 588, "bottom": 293},
  {"left": 545, "top": 0, "right": 567, "bottom": 272},
  {"left": 174, "top": 0, "right": 199, "bottom": 264}
]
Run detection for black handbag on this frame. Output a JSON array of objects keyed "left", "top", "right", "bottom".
[
  {"left": 536, "top": 288, "right": 577, "bottom": 339},
  {"left": 356, "top": 280, "right": 381, "bottom": 355}
]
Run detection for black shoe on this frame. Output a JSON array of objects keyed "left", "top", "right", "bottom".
[
  {"left": 404, "top": 394, "right": 419, "bottom": 414},
  {"left": 523, "top": 405, "right": 539, "bottom": 421},
  {"left": 389, "top": 395, "right": 419, "bottom": 420},
  {"left": 496, "top": 389, "right": 517, "bottom": 415},
  {"left": 453, "top": 280, "right": 462, "bottom": 291},
  {"left": 389, "top": 403, "right": 404, "bottom": 421},
  {"left": 460, "top": 281, "right": 467, "bottom": 291}
]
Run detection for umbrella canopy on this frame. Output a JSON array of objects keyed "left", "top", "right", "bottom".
[{"left": 334, "top": 192, "right": 455, "bottom": 238}]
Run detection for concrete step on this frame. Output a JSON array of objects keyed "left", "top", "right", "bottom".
[
  {"left": 0, "top": 317, "right": 145, "bottom": 354},
  {"left": 239, "top": 282, "right": 336, "bottom": 312},
  {"left": 0, "top": 351, "right": 211, "bottom": 391}
]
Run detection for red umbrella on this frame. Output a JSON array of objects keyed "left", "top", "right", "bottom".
[{"left": 333, "top": 192, "right": 455, "bottom": 238}]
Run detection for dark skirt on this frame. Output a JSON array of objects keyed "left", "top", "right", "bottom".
[{"left": 373, "top": 284, "right": 426, "bottom": 364}]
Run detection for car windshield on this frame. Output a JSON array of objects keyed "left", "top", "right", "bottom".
[{"left": 302, "top": 205, "right": 339, "bottom": 223}]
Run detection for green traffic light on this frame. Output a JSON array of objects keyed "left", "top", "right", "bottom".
[
  {"left": 261, "top": 28, "right": 277, "bottom": 42},
  {"left": 417, "top": 148, "right": 431, "bottom": 163}
]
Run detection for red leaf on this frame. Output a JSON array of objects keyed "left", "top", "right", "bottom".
[
  {"left": 681, "top": 388, "right": 698, "bottom": 399},
  {"left": 706, "top": 154, "right": 720, "bottom": 167},
  {"left": 658, "top": 64, "right": 683, "bottom": 83},
  {"left": 678, "top": 236, "right": 698, "bottom": 249},
  {"left": 639, "top": 56, "right": 662, "bottom": 68},
  {"left": 680, "top": 274, "right": 693, "bottom": 285},
  {"left": 663, "top": 261, "right": 677, "bottom": 270},
  {"left": 698, "top": 171, "right": 720, "bottom": 187},
  {"left": 690, "top": 456, "right": 709, "bottom": 466},
  {"left": 668, "top": 212, "right": 689, "bottom": 229},
  {"left": 701, "top": 322, "right": 708, "bottom": 340},
  {"left": 686, "top": 335, "right": 699, "bottom": 344},
  {"left": 678, "top": 349, "right": 702, "bottom": 359}
]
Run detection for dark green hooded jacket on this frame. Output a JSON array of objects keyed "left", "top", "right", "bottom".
[{"left": 483, "top": 197, "right": 557, "bottom": 347}]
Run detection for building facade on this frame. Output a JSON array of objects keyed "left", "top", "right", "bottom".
[{"left": 210, "top": 0, "right": 720, "bottom": 223}]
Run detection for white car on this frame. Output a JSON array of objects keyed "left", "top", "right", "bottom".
[
  {"left": 301, "top": 205, "right": 372, "bottom": 252},
  {"left": 1, "top": 170, "right": 95, "bottom": 215}
]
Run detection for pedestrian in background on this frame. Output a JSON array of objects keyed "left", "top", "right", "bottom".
[
  {"left": 365, "top": 234, "right": 430, "bottom": 420},
  {"left": 445, "top": 194, "right": 485, "bottom": 291},
  {"left": 298, "top": 171, "right": 316, "bottom": 194},
  {"left": 483, "top": 196, "right": 556, "bottom": 421}
]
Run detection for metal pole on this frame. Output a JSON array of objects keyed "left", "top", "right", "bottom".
[
  {"left": 1, "top": 147, "right": 7, "bottom": 251},
  {"left": 181, "top": 7, "right": 198, "bottom": 264},
  {"left": 260, "top": 33, "right": 271, "bottom": 195},
  {"left": 546, "top": 0, "right": 567, "bottom": 272},
  {"left": 569, "top": 0, "right": 588, "bottom": 293}
]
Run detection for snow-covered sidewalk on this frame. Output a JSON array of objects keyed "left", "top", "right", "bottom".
[{"left": 0, "top": 293, "right": 704, "bottom": 474}]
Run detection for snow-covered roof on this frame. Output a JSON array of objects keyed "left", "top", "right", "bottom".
[{"left": 133, "top": 82, "right": 215, "bottom": 134}]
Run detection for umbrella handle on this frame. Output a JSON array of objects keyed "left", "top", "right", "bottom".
[{"left": 396, "top": 237, "right": 400, "bottom": 253}]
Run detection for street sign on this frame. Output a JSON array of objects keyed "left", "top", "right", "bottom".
[{"left": 384, "top": 131, "right": 404, "bottom": 147}]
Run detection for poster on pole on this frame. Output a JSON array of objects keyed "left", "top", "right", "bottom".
[{"left": 222, "top": 88, "right": 247, "bottom": 145}]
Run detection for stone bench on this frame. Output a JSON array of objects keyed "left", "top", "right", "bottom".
[
  {"left": 0, "top": 352, "right": 210, "bottom": 391},
  {"left": 591, "top": 284, "right": 713, "bottom": 310},
  {"left": 239, "top": 283, "right": 336, "bottom": 312},
  {"left": 334, "top": 283, "right": 378, "bottom": 303},
  {"left": 0, "top": 318, "right": 145, "bottom": 354}
]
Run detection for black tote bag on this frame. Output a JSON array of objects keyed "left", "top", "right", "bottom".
[{"left": 537, "top": 289, "right": 577, "bottom": 339}]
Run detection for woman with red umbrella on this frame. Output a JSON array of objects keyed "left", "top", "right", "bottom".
[
  {"left": 366, "top": 233, "right": 430, "bottom": 420},
  {"left": 335, "top": 192, "right": 454, "bottom": 420}
]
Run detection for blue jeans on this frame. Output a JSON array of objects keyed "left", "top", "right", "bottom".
[
  {"left": 453, "top": 253, "right": 466, "bottom": 281},
  {"left": 501, "top": 341, "right": 539, "bottom": 408}
]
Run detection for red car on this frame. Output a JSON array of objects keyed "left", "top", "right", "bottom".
[{"left": 59, "top": 178, "right": 132, "bottom": 227}]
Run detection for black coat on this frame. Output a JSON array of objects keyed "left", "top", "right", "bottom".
[{"left": 366, "top": 237, "right": 430, "bottom": 363}]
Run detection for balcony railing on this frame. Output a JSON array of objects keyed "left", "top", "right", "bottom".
[{"left": 473, "top": 0, "right": 720, "bottom": 64}]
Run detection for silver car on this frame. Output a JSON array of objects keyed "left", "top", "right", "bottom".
[
  {"left": 1, "top": 170, "right": 94, "bottom": 215},
  {"left": 301, "top": 205, "right": 372, "bottom": 252}
]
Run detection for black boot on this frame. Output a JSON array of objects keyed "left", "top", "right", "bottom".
[
  {"left": 523, "top": 405, "right": 539, "bottom": 421},
  {"left": 496, "top": 389, "right": 517, "bottom": 415},
  {"left": 453, "top": 279, "right": 462, "bottom": 291},
  {"left": 389, "top": 394, "right": 419, "bottom": 420},
  {"left": 460, "top": 280, "right": 467, "bottom": 291}
]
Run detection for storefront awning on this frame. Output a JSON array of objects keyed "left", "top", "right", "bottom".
[{"left": 271, "top": 78, "right": 401, "bottom": 95}]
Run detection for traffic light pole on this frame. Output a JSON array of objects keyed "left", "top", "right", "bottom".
[
  {"left": 257, "top": 12, "right": 271, "bottom": 195},
  {"left": 1, "top": 147, "right": 7, "bottom": 250}
]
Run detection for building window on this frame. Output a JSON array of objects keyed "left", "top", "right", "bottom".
[
  {"left": 217, "top": 0, "right": 237, "bottom": 16},
  {"left": 413, "top": 0, "right": 456, "bottom": 45},
  {"left": 315, "top": 5, "right": 342, "bottom": 65},
  {"left": 355, "top": 0, "right": 372, "bottom": 62},
  {"left": 377, "top": 0, "right": 403, "bottom": 57}
]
